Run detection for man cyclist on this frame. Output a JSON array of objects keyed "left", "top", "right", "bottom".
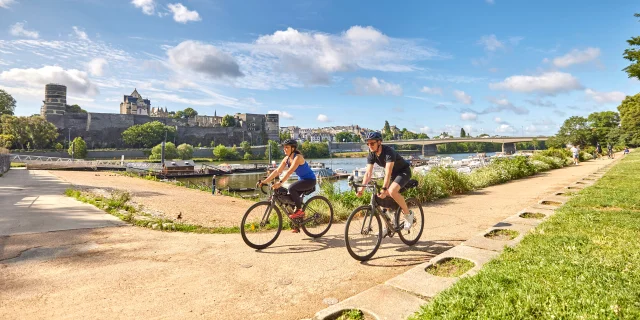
[
  {"left": 607, "top": 143, "right": 614, "bottom": 159},
  {"left": 357, "top": 131, "right": 414, "bottom": 231},
  {"left": 258, "top": 139, "right": 316, "bottom": 233}
]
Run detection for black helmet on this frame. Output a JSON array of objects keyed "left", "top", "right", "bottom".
[
  {"left": 365, "top": 131, "right": 383, "bottom": 141},
  {"left": 282, "top": 139, "right": 298, "bottom": 147}
]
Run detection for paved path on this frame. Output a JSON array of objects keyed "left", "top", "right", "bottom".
[
  {"left": 0, "top": 169, "right": 123, "bottom": 237},
  {"left": 0, "top": 158, "right": 617, "bottom": 319}
]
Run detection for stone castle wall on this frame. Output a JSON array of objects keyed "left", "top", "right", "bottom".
[{"left": 46, "top": 113, "right": 276, "bottom": 148}]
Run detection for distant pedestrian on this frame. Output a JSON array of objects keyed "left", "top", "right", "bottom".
[
  {"left": 211, "top": 175, "right": 217, "bottom": 195},
  {"left": 624, "top": 147, "right": 630, "bottom": 155},
  {"left": 596, "top": 142, "right": 603, "bottom": 160},
  {"left": 570, "top": 144, "right": 579, "bottom": 165}
]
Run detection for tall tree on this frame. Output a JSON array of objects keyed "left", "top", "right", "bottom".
[
  {"left": 26, "top": 116, "right": 59, "bottom": 149},
  {"left": 618, "top": 93, "right": 640, "bottom": 146},
  {"left": 177, "top": 143, "right": 194, "bottom": 160},
  {"left": 121, "top": 121, "right": 177, "bottom": 148},
  {"left": 221, "top": 114, "right": 236, "bottom": 127},
  {"left": 383, "top": 121, "right": 391, "bottom": 135},
  {"left": 335, "top": 131, "right": 354, "bottom": 142},
  {"left": 587, "top": 111, "right": 620, "bottom": 143},
  {"left": 460, "top": 128, "right": 466, "bottom": 137},
  {"left": 183, "top": 108, "right": 198, "bottom": 118},
  {"left": 0, "top": 89, "right": 16, "bottom": 116},
  {"left": 65, "top": 104, "right": 87, "bottom": 113},
  {"left": 279, "top": 131, "right": 291, "bottom": 141},
  {"left": 623, "top": 13, "right": 640, "bottom": 80},
  {"left": 556, "top": 116, "right": 594, "bottom": 147},
  {"left": 1, "top": 115, "right": 28, "bottom": 149}
]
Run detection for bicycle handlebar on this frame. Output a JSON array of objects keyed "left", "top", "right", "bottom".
[{"left": 256, "top": 180, "right": 272, "bottom": 195}]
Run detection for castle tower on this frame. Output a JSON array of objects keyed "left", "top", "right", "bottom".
[{"left": 41, "top": 84, "right": 67, "bottom": 115}]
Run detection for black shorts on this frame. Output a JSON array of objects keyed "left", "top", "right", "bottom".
[{"left": 391, "top": 168, "right": 412, "bottom": 188}]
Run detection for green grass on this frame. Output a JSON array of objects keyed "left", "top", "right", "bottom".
[
  {"left": 425, "top": 258, "right": 475, "bottom": 277},
  {"left": 519, "top": 212, "right": 546, "bottom": 219},
  {"left": 65, "top": 188, "right": 239, "bottom": 234},
  {"left": 411, "top": 153, "right": 640, "bottom": 319},
  {"left": 10, "top": 162, "right": 26, "bottom": 168},
  {"left": 334, "top": 309, "right": 365, "bottom": 320},
  {"left": 484, "top": 229, "right": 519, "bottom": 240}
]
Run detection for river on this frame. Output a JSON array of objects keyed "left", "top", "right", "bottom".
[{"left": 174, "top": 152, "right": 496, "bottom": 196}]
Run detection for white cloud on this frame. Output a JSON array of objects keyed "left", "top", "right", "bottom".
[
  {"left": 0, "top": 0, "right": 16, "bottom": 9},
  {"left": 495, "top": 124, "right": 515, "bottom": 133},
  {"left": 486, "top": 0, "right": 495, "bottom": 4},
  {"left": 246, "top": 26, "right": 445, "bottom": 85},
  {"left": 72, "top": 26, "right": 89, "bottom": 41},
  {"left": 9, "top": 22, "right": 39, "bottom": 39},
  {"left": 478, "top": 34, "right": 504, "bottom": 51},
  {"left": 453, "top": 90, "right": 473, "bottom": 104},
  {"left": 494, "top": 117, "right": 508, "bottom": 124},
  {"left": 168, "top": 3, "right": 201, "bottom": 23},
  {"left": 420, "top": 74, "right": 487, "bottom": 84},
  {"left": 420, "top": 86, "right": 442, "bottom": 95},
  {"left": 268, "top": 110, "right": 294, "bottom": 119},
  {"left": 351, "top": 77, "right": 402, "bottom": 96},
  {"left": 167, "top": 40, "right": 243, "bottom": 78},
  {"left": 460, "top": 112, "right": 478, "bottom": 121},
  {"left": 0, "top": 66, "right": 99, "bottom": 96},
  {"left": 482, "top": 97, "right": 529, "bottom": 115},
  {"left": 419, "top": 126, "right": 432, "bottom": 134},
  {"left": 317, "top": 114, "right": 331, "bottom": 122},
  {"left": 525, "top": 98, "right": 556, "bottom": 108},
  {"left": 131, "top": 0, "right": 155, "bottom": 15},
  {"left": 489, "top": 72, "right": 583, "bottom": 95},
  {"left": 552, "top": 48, "right": 600, "bottom": 68},
  {"left": 87, "top": 58, "right": 108, "bottom": 76},
  {"left": 585, "top": 89, "right": 626, "bottom": 105}
]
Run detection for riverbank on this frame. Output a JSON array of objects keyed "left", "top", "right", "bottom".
[{"left": 411, "top": 152, "right": 638, "bottom": 319}]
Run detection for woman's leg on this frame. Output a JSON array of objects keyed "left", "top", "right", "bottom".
[{"left": 288, "top": 179, "right": 316, "bottom": 211}]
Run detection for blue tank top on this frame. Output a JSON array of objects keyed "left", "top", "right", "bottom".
[{"left": 286, "top": 154, "right": 316, "bottom": 181}]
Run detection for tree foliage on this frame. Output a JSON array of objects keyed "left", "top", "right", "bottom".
[
  {"left": 335, "top": 131, "right": 360, "bottom": 142},
  {"left": 65, "top": 104, "right": 87, "bottom": 113},
  {"left": 68, "top": 137, "right": 87, "bottom": 159},
  {"left": 265, "top": 140, "right": 282, "bottom": 161},
  {"left": 279, "top": 131, "right": 291, "bottom": 142},
  {"left": 300, "top": 141, "right": 330, "bottom": 158},
  {"left": 150, "top": 142, "right": 179, "bottom": 160},
  {"left": 0, "top": 115, "right": 58, "bottom": 149},
  {"left": 618, "top": 93, "right": 640, "bottom": 146},
  {"left": 623, "top": 13, "right": 640, "bottom": 80},
  {"left": 177, "top": 143, "right": 194, "bottom": 160},
  {"left": 460, "top": 128, "right": 466, "bottom": 137},
  {"left": 221, "top": 115, "right": 236, "bottom": 127},
  {"left": 213, "top": 144, "right": 239, "bottom": 160},
  {"left": 0, "top": 89, "right": 16, "bottom": 116},
  {"left": 121, "top": 121, "right": 177, "bottom": 148}
]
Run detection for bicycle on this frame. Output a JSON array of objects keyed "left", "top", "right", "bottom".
[
  {"left": 344, "top": 177, "right": 424, "bottom": 261},
  {"left": 240, "top": 180, "right": 334, "bottom": 249}
]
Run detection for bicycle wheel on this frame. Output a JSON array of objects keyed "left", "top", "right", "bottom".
[
  {"left": 396, "top": 197, "right": 424, "bottom": 246},
  {"left": 344, "top": 205, "right": 382, "bottom": 261},
  {"left": 301, "top": 195, "right": 334, "bottom": 238},
  {"left": 240, "top": 201, "right": 282, "bottom": 249}
]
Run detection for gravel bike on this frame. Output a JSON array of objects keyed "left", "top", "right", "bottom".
[
  {"left": 240, "top": 180, "right": 334, "bottom": 249},
  {"left": 344, "top": 177, "right": 424, "bottom": 261}
]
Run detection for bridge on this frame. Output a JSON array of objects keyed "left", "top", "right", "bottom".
[
  {"left": 391, "top": 136, "right": 549, "bottom": 156},
  {"left": 330, "top": 136, "right": 550, "bottom": 156}
]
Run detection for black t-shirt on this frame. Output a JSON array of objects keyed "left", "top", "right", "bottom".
[{"left": 367, "top": 145, "right": 410, "bottom": 175}]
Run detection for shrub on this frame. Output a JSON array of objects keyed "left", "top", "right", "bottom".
[
  {"left": 177, "top": 143, "right": 194, "bottom": 160},
  {"left": 68, "top": 137, "right": 87, "bottom": 159},
  {"left": 431, "top": 167, "right": 472, "bottom": 195},
  {"left": 539, "top": 147, "right": 571, "bottom": 159},
  {"left": 149, "top": 142, "right": 179, "bottom": 160}
]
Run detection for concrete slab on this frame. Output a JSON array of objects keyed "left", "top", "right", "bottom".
[
  {"left": 313, "top": 284, "right": 427, "bottom": 320},
  {"left": 384, "top": 245, "right": 499, "bottom": 299},
  {"left": 0, "top": 169, "right": 124, "bottom": 236},
  {"left": 463, "top": 223, "right": 534, "bottom": 252}
]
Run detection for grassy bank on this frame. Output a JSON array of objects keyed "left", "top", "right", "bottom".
[
  {"left": 332, "top": 151, "right": 368, "bottom": 158},
  {"left": 65, "top": 188, "right": 239, "bottom": 234},
  {"left": 411, "top": 153, "right": 640, "bottom": 319},
  {"left": 322, "top": 153, "right": 576, "bottom": 221}
]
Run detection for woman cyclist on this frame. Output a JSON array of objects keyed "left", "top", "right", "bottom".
[{"left": 258, "top": 139, "right": 316, "bottom": 232}]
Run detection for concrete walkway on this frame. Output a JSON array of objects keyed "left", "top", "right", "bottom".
[{"left": 0, "top": 169, "right": 124, "bottom": 236}]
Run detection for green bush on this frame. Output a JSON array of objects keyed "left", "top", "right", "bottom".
[
  {"left": 177, "top": 143, "right": 194, "bottom": 160},
  {"left": 406, "top": 170, "right": 449, "bottom": 203},
  {"left": 149, "top": 142, "right": 179, "bottom": 160},
  {"left": 431, "top": 167, "right": 472, "bottom": 195},
  {"left": 539, "top": 147, "right": 571, "bottom": 159},
  {"left": 68, "top": 137, "right": 87, "bottom": 159}
]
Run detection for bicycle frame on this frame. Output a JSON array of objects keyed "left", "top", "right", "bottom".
[
  {"left": 350, "top": 181, "right": 400, "bottom": 236},
  {"left": 258, "top": 182, "right": 317, "bottom": 227}
]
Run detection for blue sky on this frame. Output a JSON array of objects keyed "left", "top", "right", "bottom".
[{"left": 1, "top": 0, "right": 639, "bottom": 137}]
